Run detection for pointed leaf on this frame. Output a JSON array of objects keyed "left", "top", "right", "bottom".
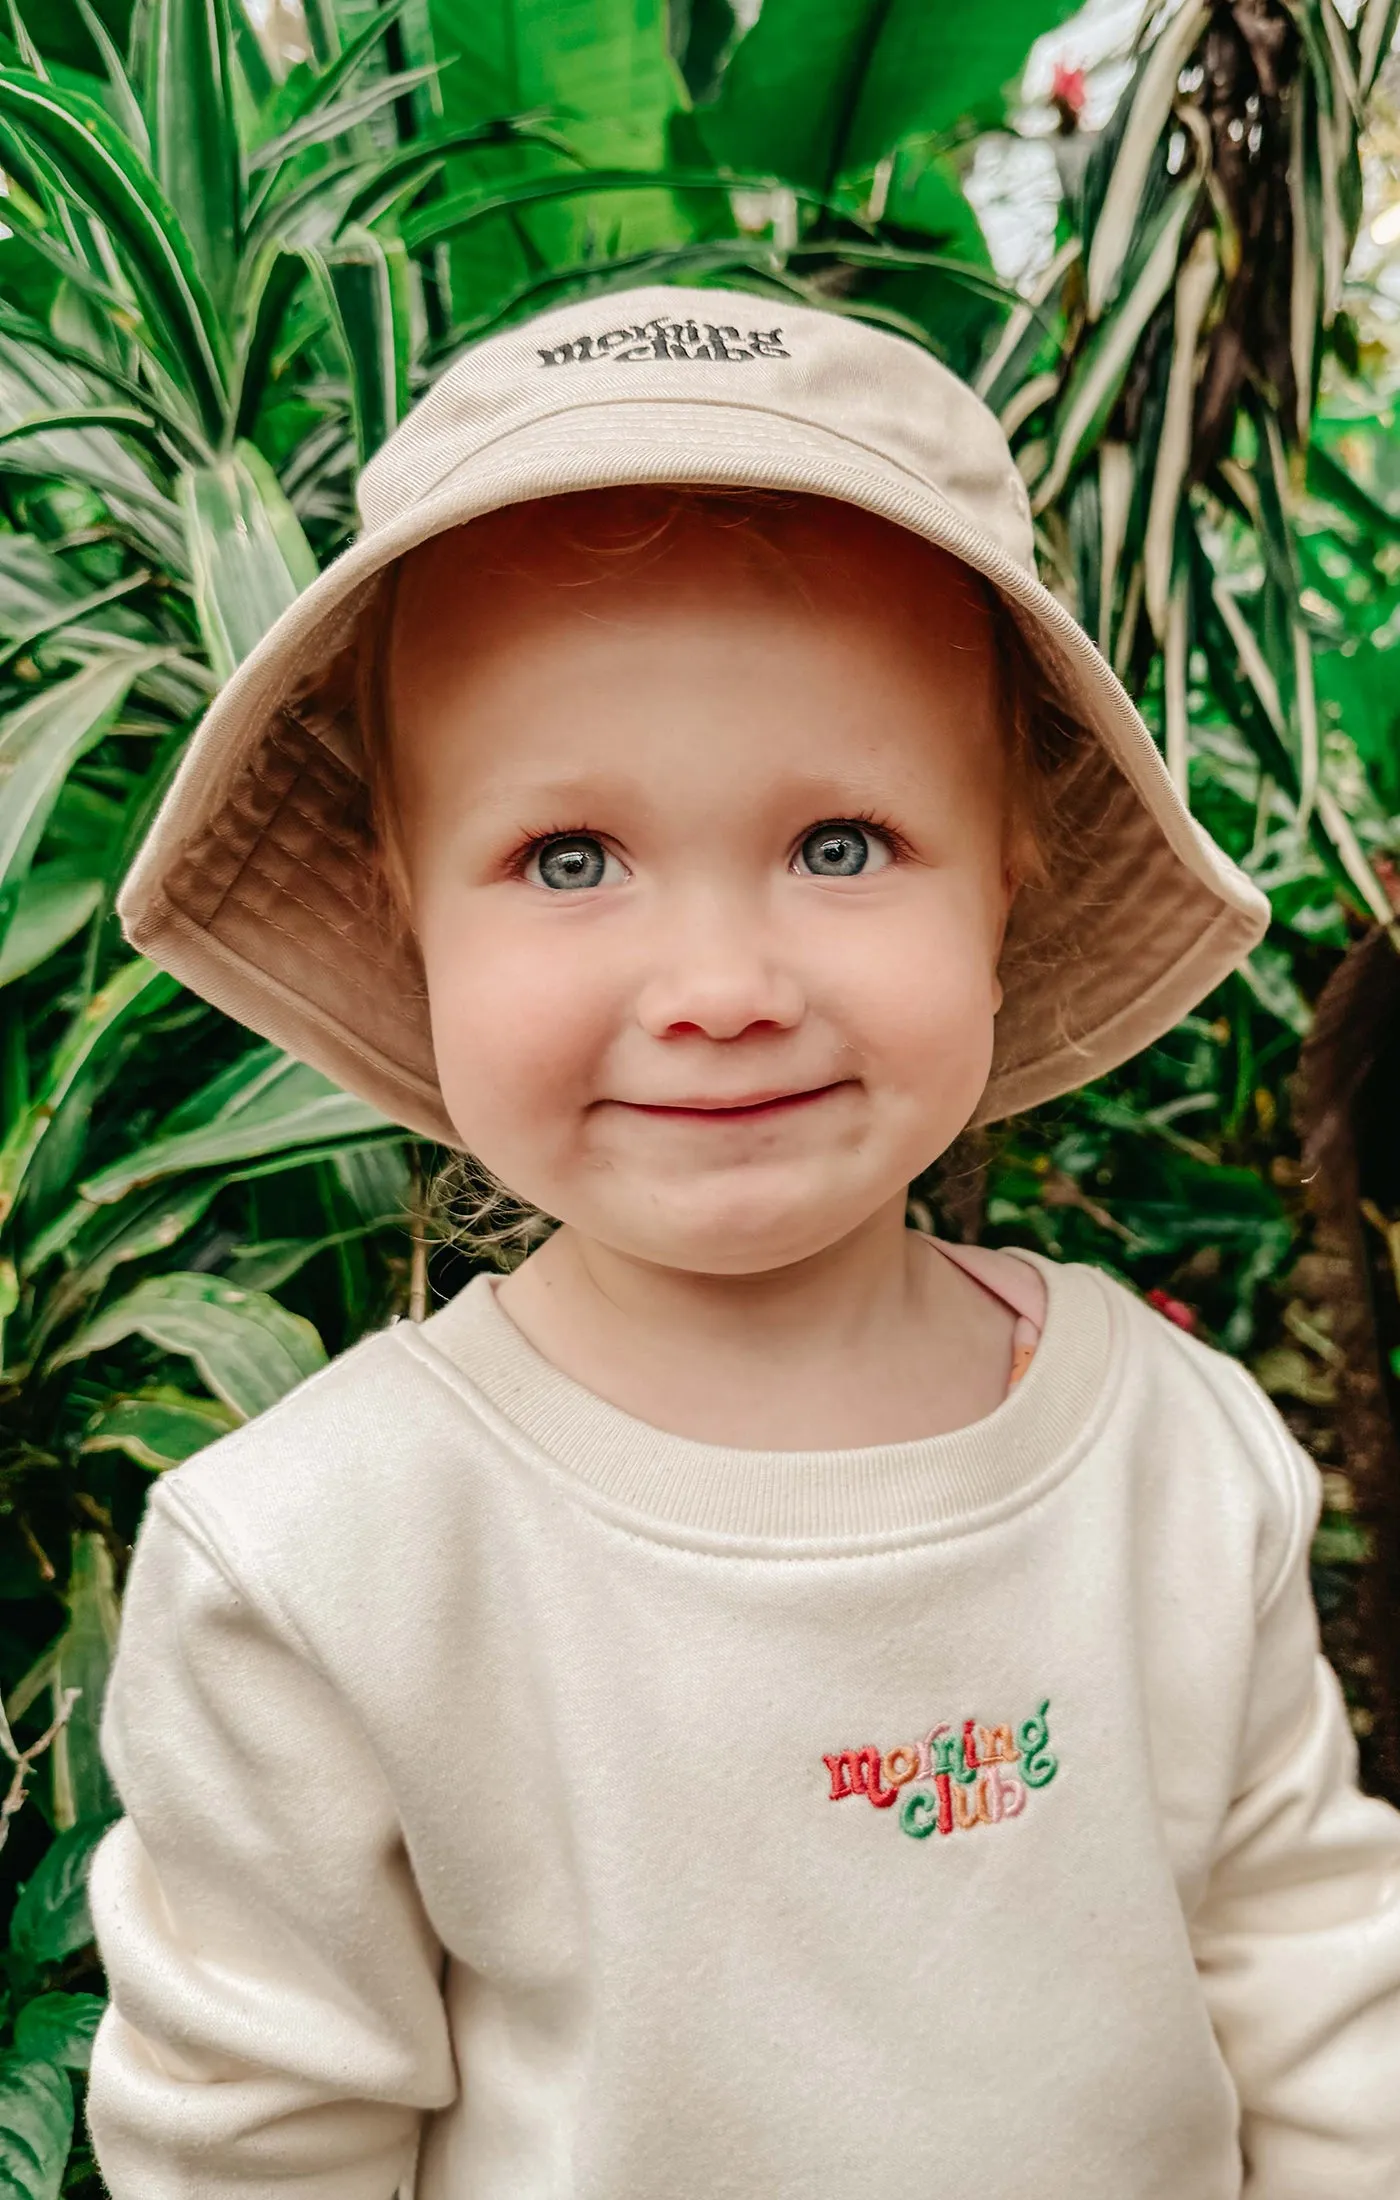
[
  {"left": 73, "top": 0, "right": 150, "bottom": 158},
  {"left": 0, "top": 651, "right": 165, "bottom": 959},
  {"left": 314, "top": 224, "right": 413, "bottom": 463},
  {"left": 249, "top": 61, "right": 441, "bottom": 178},
  {"left": 0, "top": 68, "right": 228, "bottom": 434},
  {"left": 0, "top": 2053, "right": 73, "bottom": 2199},
  {"left": 0, "top": 866, "right": 102, "bottom": 988},
  {"left": 13, "top": 1992, "right": 105, "bottom": 2073},
  {"left": 1084, "top": 0, "right": 1210, "bottom": 317},
  {"left": 1143, "top": 227, "right": 1218, "bottom": 637},
  {"left": 78, "top": 1058, "right": 389, "bottom": 1200},
  {"left": 49, "top": 1535, "right": 120, "bottom": 1831},
  {"left": 8, "top": 1815, "right": 117, "bottom": 1981},
  {"left": 47, "top": 1271, "right": 328, "bottom": 1418},
  {"left": 285, "top": 0, "right": 411, "bottom": 125},
  {"left": 178, "top": 442, "right": 316, "bottom": 681},
  {"left": 0, "top": 959, "right": 178, "bottom": 1225},
  {"left": 1032, "top": 184, "right": 1196, "bottom": 514},
  {"left": 80, "top": 1386, "right": 239, "bottom": 1470},
  {"left": 148, "top": 0, "right": 240, "bottom": 314}
]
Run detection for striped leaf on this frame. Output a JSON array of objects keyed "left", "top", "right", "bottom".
[
  {"left": 1084, "top": 0, "right": 1209, "bottom": 318},
  {"left": 149, "top": 0, "right": 242, "bottom": 315},
  {"left": 0, "top": 70, "right": 228, "bottom": 436},
  {"left": 178, "top": 442, "right": 317, "bottom": 682},
  {"left": 314, "top": 225, "right": 414, "bottom": 463},
  {"left": 0, "top": 652, "right": 168, "bottom": 965},
  {"left": 1032, "top": 183, "right": 1197, "bottom": 514}
]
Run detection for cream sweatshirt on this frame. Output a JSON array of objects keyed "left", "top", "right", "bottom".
[{"left": 85, "top": 1249, "right": 1400, "bottom": 2199}]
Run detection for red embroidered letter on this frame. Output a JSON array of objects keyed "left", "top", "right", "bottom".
[{"left": 823, "top": 1749, "right": 897, "bottom": 1808}]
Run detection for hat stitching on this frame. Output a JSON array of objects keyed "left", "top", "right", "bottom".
[
  {"left": 391, "top": 394, "right": 986, "bottom": 551},
  {"left": 150, "top": 902, "right": 443, "bottom": 1106}
]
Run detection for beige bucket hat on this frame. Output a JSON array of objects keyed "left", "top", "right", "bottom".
[{"left": 118, "top": 282, "right": 1269, "bottom": 1142}]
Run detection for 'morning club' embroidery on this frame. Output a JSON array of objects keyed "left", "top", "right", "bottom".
[
  {"left": 538, "top": 319, "right": 790, "bottom": 366},
  {"left": 823, "top": 1700, "right": 1058, "bottom": 1841}
]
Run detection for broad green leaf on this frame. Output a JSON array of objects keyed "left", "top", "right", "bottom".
[
  {"left": 428, "top": 0, "right": 689, "bottom": 321},
  {"left": 149, "top": 0, "right": 240, "bottom": 315},
  {"left": 178, "top": 440, "right": 316, "bottom": 682},
  {"left": 404, "top": 165, "right": 788, "bottom": 256},
  {"left": 697, "top": 0, "right": 1079, "bottom": 193},
  {"left": 0, "top": 69, "right": 228, "bottom": 436},
  {"left": 80, "top": 1385, "right": 240, "bottom": 1469},
  {"left": 13, "top": 1992, "right": 105, "bottom": 2073},
  {"left": 47, "top": 1271, "right": 328, "bottom": 1418},
  {"left": 0, "top": 2052, "right": 73, "bottom": 2200},
  {"left": 317, "top": 225, "right": 413, "bottom": 463},
  {"left": 8, "top": 1816, "right": 116, "bottom": 1982},
  {"left": 0, "top": 959, "right": 179, "bottom": 1226},
  {"left": 0, "top": 865, "right": 101, "bottom": 987},
  {"left": 78, "top": 1052, "right": 391, "bottom": 1201},
  {"left": 49, "top": 1534, "right": 120, "bottom": 1830},
  {"left": 0, "top": 650, "right": 164, "bottom": 959}
]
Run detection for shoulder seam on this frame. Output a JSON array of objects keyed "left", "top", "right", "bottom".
[{"left": 148, "top": 1482, "right": 327, "bottom": 1675}]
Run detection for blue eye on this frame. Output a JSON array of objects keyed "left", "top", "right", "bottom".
[
  {"left": 796, "top": 823, "right": 888, "bottom": 878},
  {"left": 526, "top": 836, "right": 617, "bottom": 890}
]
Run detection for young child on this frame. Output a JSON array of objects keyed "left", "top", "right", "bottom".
[{"left": 88, "top": 286, "right": 1400, "bottom": 2198}]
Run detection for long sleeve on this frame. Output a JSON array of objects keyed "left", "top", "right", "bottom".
[
  {"left": 85, "top": 1486, "right": 458, "bottom": 2200},
  {"left": 1190, "top": 1431, "right": 1400, "bottom": 2197}
]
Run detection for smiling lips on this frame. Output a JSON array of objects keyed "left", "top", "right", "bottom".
[{"left": 616, "top": 1081, "right": 848, "bottom": 1121}]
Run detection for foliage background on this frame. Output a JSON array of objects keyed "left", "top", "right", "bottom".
[{"left": 1, "top": 0, "right": 1400, "bottom": 2185}]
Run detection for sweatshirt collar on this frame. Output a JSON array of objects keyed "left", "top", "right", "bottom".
[{"left": 404, "top": 1248, "right": 1113, "bottom": 1547}]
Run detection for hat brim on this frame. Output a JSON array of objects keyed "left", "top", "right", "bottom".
[{"left": 117, "top": 396, "right": 1269, "bottom": 1142}]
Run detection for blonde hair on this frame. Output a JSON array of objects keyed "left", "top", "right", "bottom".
[{"left": 355, "top": 485, "right": 1089, "bottom": 1264}]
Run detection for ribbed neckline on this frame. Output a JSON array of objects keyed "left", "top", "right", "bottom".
[{"left": 400, "top": 1246, "right": 1114, "bottom": 1548}]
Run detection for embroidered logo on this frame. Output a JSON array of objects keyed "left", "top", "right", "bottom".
[
  {"left": 537, "top": 317, "right": 789, "bottom": 367},
  {"left": 822, "top": 1700, "right": 1058, "bottom": 1841}
]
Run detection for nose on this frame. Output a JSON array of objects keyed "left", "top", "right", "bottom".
[{"left": 633, "top": 896, "right": 805, "bottom": 1041}]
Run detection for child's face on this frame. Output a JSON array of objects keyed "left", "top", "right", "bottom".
[{"left": 388, "top": 495, "right": 1012, "bottom": 1276}]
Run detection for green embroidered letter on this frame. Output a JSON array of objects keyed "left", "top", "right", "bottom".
[
  {"left": 900, "top": 1788, "right": 938, "bottom": 1839},
  {"left": 1017, "top": 1699, "right": 1058, "bottom": 1788}
]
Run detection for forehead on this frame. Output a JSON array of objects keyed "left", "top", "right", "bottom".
[
  {"left": 386, "top": 489, "right": 1001, "bottom": 795},
  {"left": 396, "top": 487, "right": 991, "bottom": 635}
]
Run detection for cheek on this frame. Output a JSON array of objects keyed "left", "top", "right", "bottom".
[
  {"left": 416, "top": 904, "right": 615, "bottom": 1140},
  {"left": 817, "top": 885, "right": 1004, "bottom": 1086}
]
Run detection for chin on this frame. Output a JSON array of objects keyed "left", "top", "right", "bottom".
[{"left": 600, "top": 1173, "right": 890, "bottom": 1277}]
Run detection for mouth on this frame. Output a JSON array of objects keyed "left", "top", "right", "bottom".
[{"left": 615, "top": 1081, "right": 851, "bottom": 1122}]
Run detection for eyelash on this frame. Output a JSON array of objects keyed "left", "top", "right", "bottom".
[{"left": 507, "top": 810, "right": 912, "bottom": 877}]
